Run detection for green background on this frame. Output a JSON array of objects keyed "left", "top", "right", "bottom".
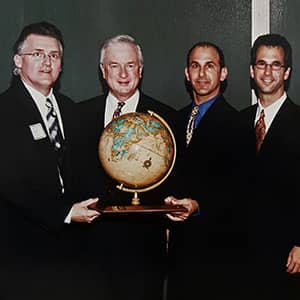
[{"left": 0, "top": 0, "right": 299, "bottom": 109}]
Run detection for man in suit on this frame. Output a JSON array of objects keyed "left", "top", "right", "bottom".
[
  {"left": 0, "top": 21, "right": 100, "bottom": 300},
  {"left": 240, "top": 33, "right": 300, "bottom": 299},
  {"left": 164, "top": 42, "right": 246, "bottom": 299},
  {"left": 74, "top": 34, "right": 177, "bottom": 300}
]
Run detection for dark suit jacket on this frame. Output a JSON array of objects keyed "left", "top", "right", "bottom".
[
  {"left": 241, "top": 98, "right": 300, "bottom": 267},
  {"left": 170, "top": 95, "right": 246, "bottom": 256},
  {"left": 0, "top": 78, "right": 78, "bottom": 275},
  {"left": 72, "top": 92, "right": 177, "bottom": 300},
  {"left": 167, "top": 95, "right": 247, "bottom": 300}
]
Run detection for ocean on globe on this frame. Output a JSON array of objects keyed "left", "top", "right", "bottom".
[{"left": 99, "top": 111, "right": 176, "bottom": 190}]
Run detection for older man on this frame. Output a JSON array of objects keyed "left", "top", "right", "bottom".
[{"left": 74, "top": 34, "right": 177, "bottom": 300}]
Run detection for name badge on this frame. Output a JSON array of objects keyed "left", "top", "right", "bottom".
[{"left": 29, "top": 123, "right": 47, "bottom": 140}]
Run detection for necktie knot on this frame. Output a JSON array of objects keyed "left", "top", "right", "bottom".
[
  {"left": 255, "top": 109, "right": 266, "bottom": 152},
  {"left": 191, "top": 105, "right": 199, "bottom": 117},
  {"left": 186, "top": 105, "right": 199, "bottom": 146},
  {"left": 113, "top": 101, "right": 125, "bottom": 119}
]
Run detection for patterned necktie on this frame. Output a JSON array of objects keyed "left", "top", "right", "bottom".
[
  {"left": 255, "top": 109, "right": 266, "bottom": 152},
  {"left": 46, "top": 98, "right": 65, "bottom": 190},
  {"left": 112, "top": 101, "right": 125, "bottom": 119},
  {"left": 46, "top": 98, "right": 64, "bottom": 151},
  {"left": 186, "top": 105, "right": 199, "bottom": 146}
]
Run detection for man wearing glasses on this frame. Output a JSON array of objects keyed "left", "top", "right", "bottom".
[
  {"left": 0, "top": 21, "right": 100, "bottom": 300},
  {"left": 241, "top": 33, "right": 300, "bottom": 299}
]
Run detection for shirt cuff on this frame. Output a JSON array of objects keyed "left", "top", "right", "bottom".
[{"left": 64, "top": 207, "right": 73, "bottom": 224}]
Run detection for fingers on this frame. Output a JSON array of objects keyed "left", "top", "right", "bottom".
[
  {"left": 164, "top": 196, "right": 178, "bottom": 205},
  {"left": 286, "top": 254, "right": 291, "bottom": 268},
  {"left": 287, "top": 262, "right": 300, "bottom": 274},
  {"left": 71, "top": 198, "right": 101, "bottom": 223},
  {"left": 286, "top": 247, "right": 300, "bottom": 274},
  {"left": 166, "top": 213, "right": 186, "bottom": 222},
  {"left": 81, "top": 197, "right": 99, "bottom": 205}
]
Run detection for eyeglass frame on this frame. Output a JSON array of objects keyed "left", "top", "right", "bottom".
[
  {"left": 254, "top": 60, "right": 286, "bottom": 71},
  {"left": 20, "top": 51, "right": 62, "bottom": 62}
]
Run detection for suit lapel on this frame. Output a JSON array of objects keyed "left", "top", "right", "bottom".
[
  {"left": 192, "top": 96, "right": 228, "bottom": 137},
  {"left": 136, "top": 93, "right": 148, "bottom": 113},
  {"left": 11, "top": 79, "right": 50, "bottom": 142},
  {"left": 261, "top": 98, "right": 294, "bottom": 153}
]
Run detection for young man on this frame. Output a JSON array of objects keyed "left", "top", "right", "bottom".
[{"left": 241, "top": 33, "right": 300, "bottom": 299}]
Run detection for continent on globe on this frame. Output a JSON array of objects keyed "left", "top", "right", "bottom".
[{"left": 99, "top": 111, "right": 176, "bottom": 191}]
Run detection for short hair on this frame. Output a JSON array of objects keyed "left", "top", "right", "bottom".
[
  {"left": 186, "top": 41, "right": 225, "bottom": 68},
  {"left": 13, "top": 21, "right": 64, "bottom": 55},
  {"left": 250, "top": 33, "right": 292, "bottom": 69},
  {"left": 99, "top": 34, "right": 144, "bottom": 66}
]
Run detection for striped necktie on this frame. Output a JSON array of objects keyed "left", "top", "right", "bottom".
[
  {"left": 255, "top": 109, "right": 266, "bottom": 153},
  {"left": 46, "top": 98, "right": 64, "bottom": 151},
  {"left": 186, "top": 106, "right": 199, "bottom": 146},
  {"left": 46, "top": 98, "right": 65, "bottom": 190},
  {"left": 112, "top": 101, "right": 125, "bottom": 119}
]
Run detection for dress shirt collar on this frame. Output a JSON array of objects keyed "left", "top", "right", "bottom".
[
  {"left": 255, "top": 92, "right": 287, "bottom": 133},
  {"left": 104, "top": 90, "right": 140, "bottom": 127},
  {"left": 192, "top": 94, "right": 219, "bottom": 128},
  {"left": 22, "top": 80, "right": 64, "bottom": 137}
]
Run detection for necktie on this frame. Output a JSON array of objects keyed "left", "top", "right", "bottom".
[
  {"left": 186, "top": 105, "right": 199, "bottom": 146},
  {"left": 112, "top": 101, "right": 125, "bottom": 119},
  {"left": 46, "top": 98, "right": 65, "bottom": 189},
  {"left": 255, "top": 109, "right": 266, "bottom": 152},
  {"left": 46, "top": 98, "right": 64, "bottom": 151}
]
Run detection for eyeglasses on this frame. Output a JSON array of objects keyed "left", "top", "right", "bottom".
[
  {"left": 20, "top": 51, "right": 62, "bottom": 62},
  {"left": 254, "top": 60, "right": 285, "bottom": 71}
]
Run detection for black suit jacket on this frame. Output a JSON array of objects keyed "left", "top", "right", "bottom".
[
  {"left": 71, "top": 92, "right": 177, "bottom": 300},
  {"left": 241, "top": 98, "right": 300, "bottom": 266},
  {"left": 0, "top": 78, "right": 76, "bottom": 261},
  {"left": 167, "top": 95, "right": 248, "bottom": 300},
  {"left": 169, "top": 95, "right": 246, "bottom": 260}
]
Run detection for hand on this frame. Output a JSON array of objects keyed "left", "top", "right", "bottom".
[
  {"left": 286, "top": 246, "right": 300, "bottom": 274},
  {"left": 164, "top": 196, "right": 199, "bottom": 222},
  {"left": 71, "top": 198, "right": 100, "bottom": 223}
]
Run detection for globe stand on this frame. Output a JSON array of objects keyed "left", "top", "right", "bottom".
[
  {"left": 95, "top": 110, "right": 187, "bottom": 214},
  {"left": 116, "top": 184, "right": 140, "bottom": 205},
  {"left": 132, "top": 192, "right": 140, "bottom": 205}
]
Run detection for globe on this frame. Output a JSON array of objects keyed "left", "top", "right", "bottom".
[{"left": 98, "top": 110, "right": 176, "bottom": 205}]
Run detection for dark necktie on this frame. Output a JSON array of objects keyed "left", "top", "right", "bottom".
[
  {"left": 46, "top": 98, "right": 64, "bottom": 151},
  {"left": 112, "top": 101, "right": 125, "bottom": 119},
  {"left": 255, "top": 109, "right": 266, "bottom": 152},
  {"left": 186, "top": 106, "right": 199, "bottom": 146},
  {"left": 46, "top": 98, "right": 65, "bottom": 188}
]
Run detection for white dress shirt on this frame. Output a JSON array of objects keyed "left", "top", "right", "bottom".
[
  {"left": 104, "top": 90, "right": 140, "bottom": 127},
  {"left": 255, "top": 92, "right": 287, "bottom": 134},
  {"left": 23, "top": 81, "right": 65, "bottom": 138},
  {"left": 22, "top": 81, "right": 72, "bottom": 223}
]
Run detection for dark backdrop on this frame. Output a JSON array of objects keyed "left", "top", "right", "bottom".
[
  {"left": 271, "top": 0, "right": 300, "bottom": 104},
  {"left": 2, "top": 1, "right": 299, "bottom": 109},
  {"left": 0, "top": 0, "right": 251, "bottom": 110}
]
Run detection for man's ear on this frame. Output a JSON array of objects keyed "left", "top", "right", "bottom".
[
  {"left": 100, "top": 63, "right": 106, "bottom": 79},
  {"left": 284, "top": 67, "right": 291, "bottom": 81},
  {"left": 138, "top": 65, "right": 143, "bottom": 78},
  {"left": 250, "top": 65, "right": 254, "bottom": 79},
  {"left": 220, "top": 67, "right": 228, "bottom": 82},
  {"left": 184, "top": 67, "right": 190, "bottom": 82},
  {"left": 14, "top": 54, "right": 22, "bottom": 68}
]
